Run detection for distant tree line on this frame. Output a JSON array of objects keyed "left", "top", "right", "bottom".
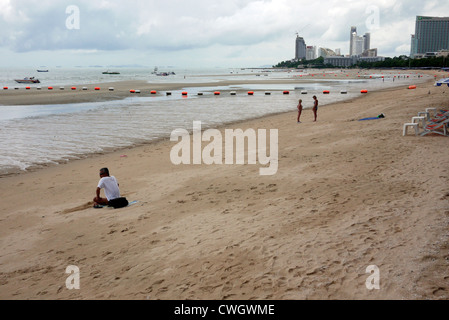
[
  {"left": 273, "top": 57, "right": 331, "bottom": 69},
  {"left": 356, "top": 55, "right": 447, "bottom": 69},
  {"left": 273, "top": 55, "right": 448, "bottom": 69}
]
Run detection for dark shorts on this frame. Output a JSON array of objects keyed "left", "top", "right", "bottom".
[{"left": 108, "top": 197, "right": 129, "bottom": 209}]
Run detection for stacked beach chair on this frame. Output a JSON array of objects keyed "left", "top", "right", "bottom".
[{"left": 403, "top": 108, "right": 449, "bottom": 137}]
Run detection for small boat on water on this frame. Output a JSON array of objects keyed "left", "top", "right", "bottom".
[
  {"left": 15, "top": 77, "right": 40, "bottom": 84},
  {"left": 37, "top": 70, "right": 49, "bottom": 72},
  {"left": 156, "top": 71, "right": 176, "bottom": 76},
  {"left": 103, "top": 71, "right": 120, "bottom": 75}
]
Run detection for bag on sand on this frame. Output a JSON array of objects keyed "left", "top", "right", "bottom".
[{"left": 108, "top": 197, "right": 129, "bottom": 209}]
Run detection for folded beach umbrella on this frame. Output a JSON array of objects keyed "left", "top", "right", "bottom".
[{"left": 435, "top": 78, "right": 449, "bottom": 87}]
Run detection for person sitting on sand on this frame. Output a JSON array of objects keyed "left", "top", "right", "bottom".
[
  {"left": 297, "top": 99, "right": 303, "bottom": 123},
  {"left": 93, "top": 168, "right": 121, "bottom": 208},
  {"left": 312, "top": 96, "right": 319, "bottom": 122}
]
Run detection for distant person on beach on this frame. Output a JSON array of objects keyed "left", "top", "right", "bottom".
[
  {"left": 297, "top": 99, "right": 303, "bottom": 123},
  {"left": 93, "top": 168, "right": 125, "bottom": 209},
  {"left": 312, "top": 96, "right": 318, "bottom": 122}
]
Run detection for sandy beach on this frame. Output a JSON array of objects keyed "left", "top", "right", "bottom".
[{"left": 0, "top": 71, "right": 448, "bottom": 300}]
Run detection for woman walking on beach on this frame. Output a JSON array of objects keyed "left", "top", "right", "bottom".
[
  {"left": 297, "top": 99, "right": 303, "bottom": 123},
  {"left": 312, "top": 96, "right": 318, "bottom": 122}
]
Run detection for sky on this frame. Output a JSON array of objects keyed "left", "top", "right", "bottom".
[{"left": 0, "top": 0, "right": 448, "bottom": 68}]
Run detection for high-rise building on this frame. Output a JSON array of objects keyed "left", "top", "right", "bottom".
[
  {"left": 350, "top": 27, "right": 373, "bottom": 56},
  {"left": 295, "top": 35, "right": 307, "bottom": 60},
  {"left": 410, "top": 16, "right": 449, "bottom": 58},
  {"left": 349, "top": 26, "right": 357, "bottom": 57},
  {"left": 363, "top": 33, "right": 371, "bottom": 52},
  {"left": 410, "top": 34, "right": 417, "bottom": 57},
  {"left": 306, "top": 46, "right": 316, "bottom": 60}
]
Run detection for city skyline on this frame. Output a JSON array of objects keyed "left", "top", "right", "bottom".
[
  {"left": 294, "top": 25, "right": 375, "bottom": 61},
  {"left": 0, "top": 0, "right": 449, "bottom": 68}
]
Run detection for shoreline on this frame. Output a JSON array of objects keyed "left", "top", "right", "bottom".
[
  {"left": 0, "top": 76, "right": 448, "bottom": 299},
  {"left": 0, "top": 75, "right": 433, "bottom": 179},
  {"left": 0, "top": 68, "right": 435, "bottom": 106}
]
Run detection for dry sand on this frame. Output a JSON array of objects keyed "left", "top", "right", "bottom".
[{"left": 0, "top": 72, "right": 448, "bottom": 300}]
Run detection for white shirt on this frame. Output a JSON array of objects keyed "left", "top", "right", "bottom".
[{"left": 98, "top": 176, "right": 120, "bottom": 201}]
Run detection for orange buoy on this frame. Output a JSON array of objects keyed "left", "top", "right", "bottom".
[
  {"left": 151, "top": 90, "right": 157, "bottom": 94},
  {"left": 408, "top": 85, "right": 417, "bottom": 90},
  {"left": 214, "top": 91, "right": 220, "bottom": 95},
  {"left": 248, "top": 91, "right": 254, "bottom": 95},
  {"left": 95, "top": 87, "right": 100, "bottom": 91},
  {"left": 182, "top": 92, "right": 188, "bottom": 96},
  {"left": 130, "top": 89, "right": 136, "bottom": 93},
  {"left": 323, "top": 90, "right": 330, "bottom": 94},
  {"left": 26, "top": 87, "right": 31, "bottom": 90},
  {"left": 71, "top": 87, "right": 77, "bottom": 90},
  {"left": 283, "top": 91, "right": 290, "bottom": 95},
  {"left": 48, "top": 87, "right": 53, "bottom": 90},
  {"left": 361, "top": 90, "right": 368, "bottom": 94}
]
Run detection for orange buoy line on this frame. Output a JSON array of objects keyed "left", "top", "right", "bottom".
[
  {"left": 408, "top": 85, "right": 417, "bottom": 90},
  {"left": 361, "top": 90, "right": 368, "bottom": 93},
  {"left": 323, "top": 90, "right": 330, "bottom": 94}
]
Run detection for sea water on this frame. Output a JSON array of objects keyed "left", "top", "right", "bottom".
[{"left": 0, "top": 67, "right": 430, "bottom": 175}]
